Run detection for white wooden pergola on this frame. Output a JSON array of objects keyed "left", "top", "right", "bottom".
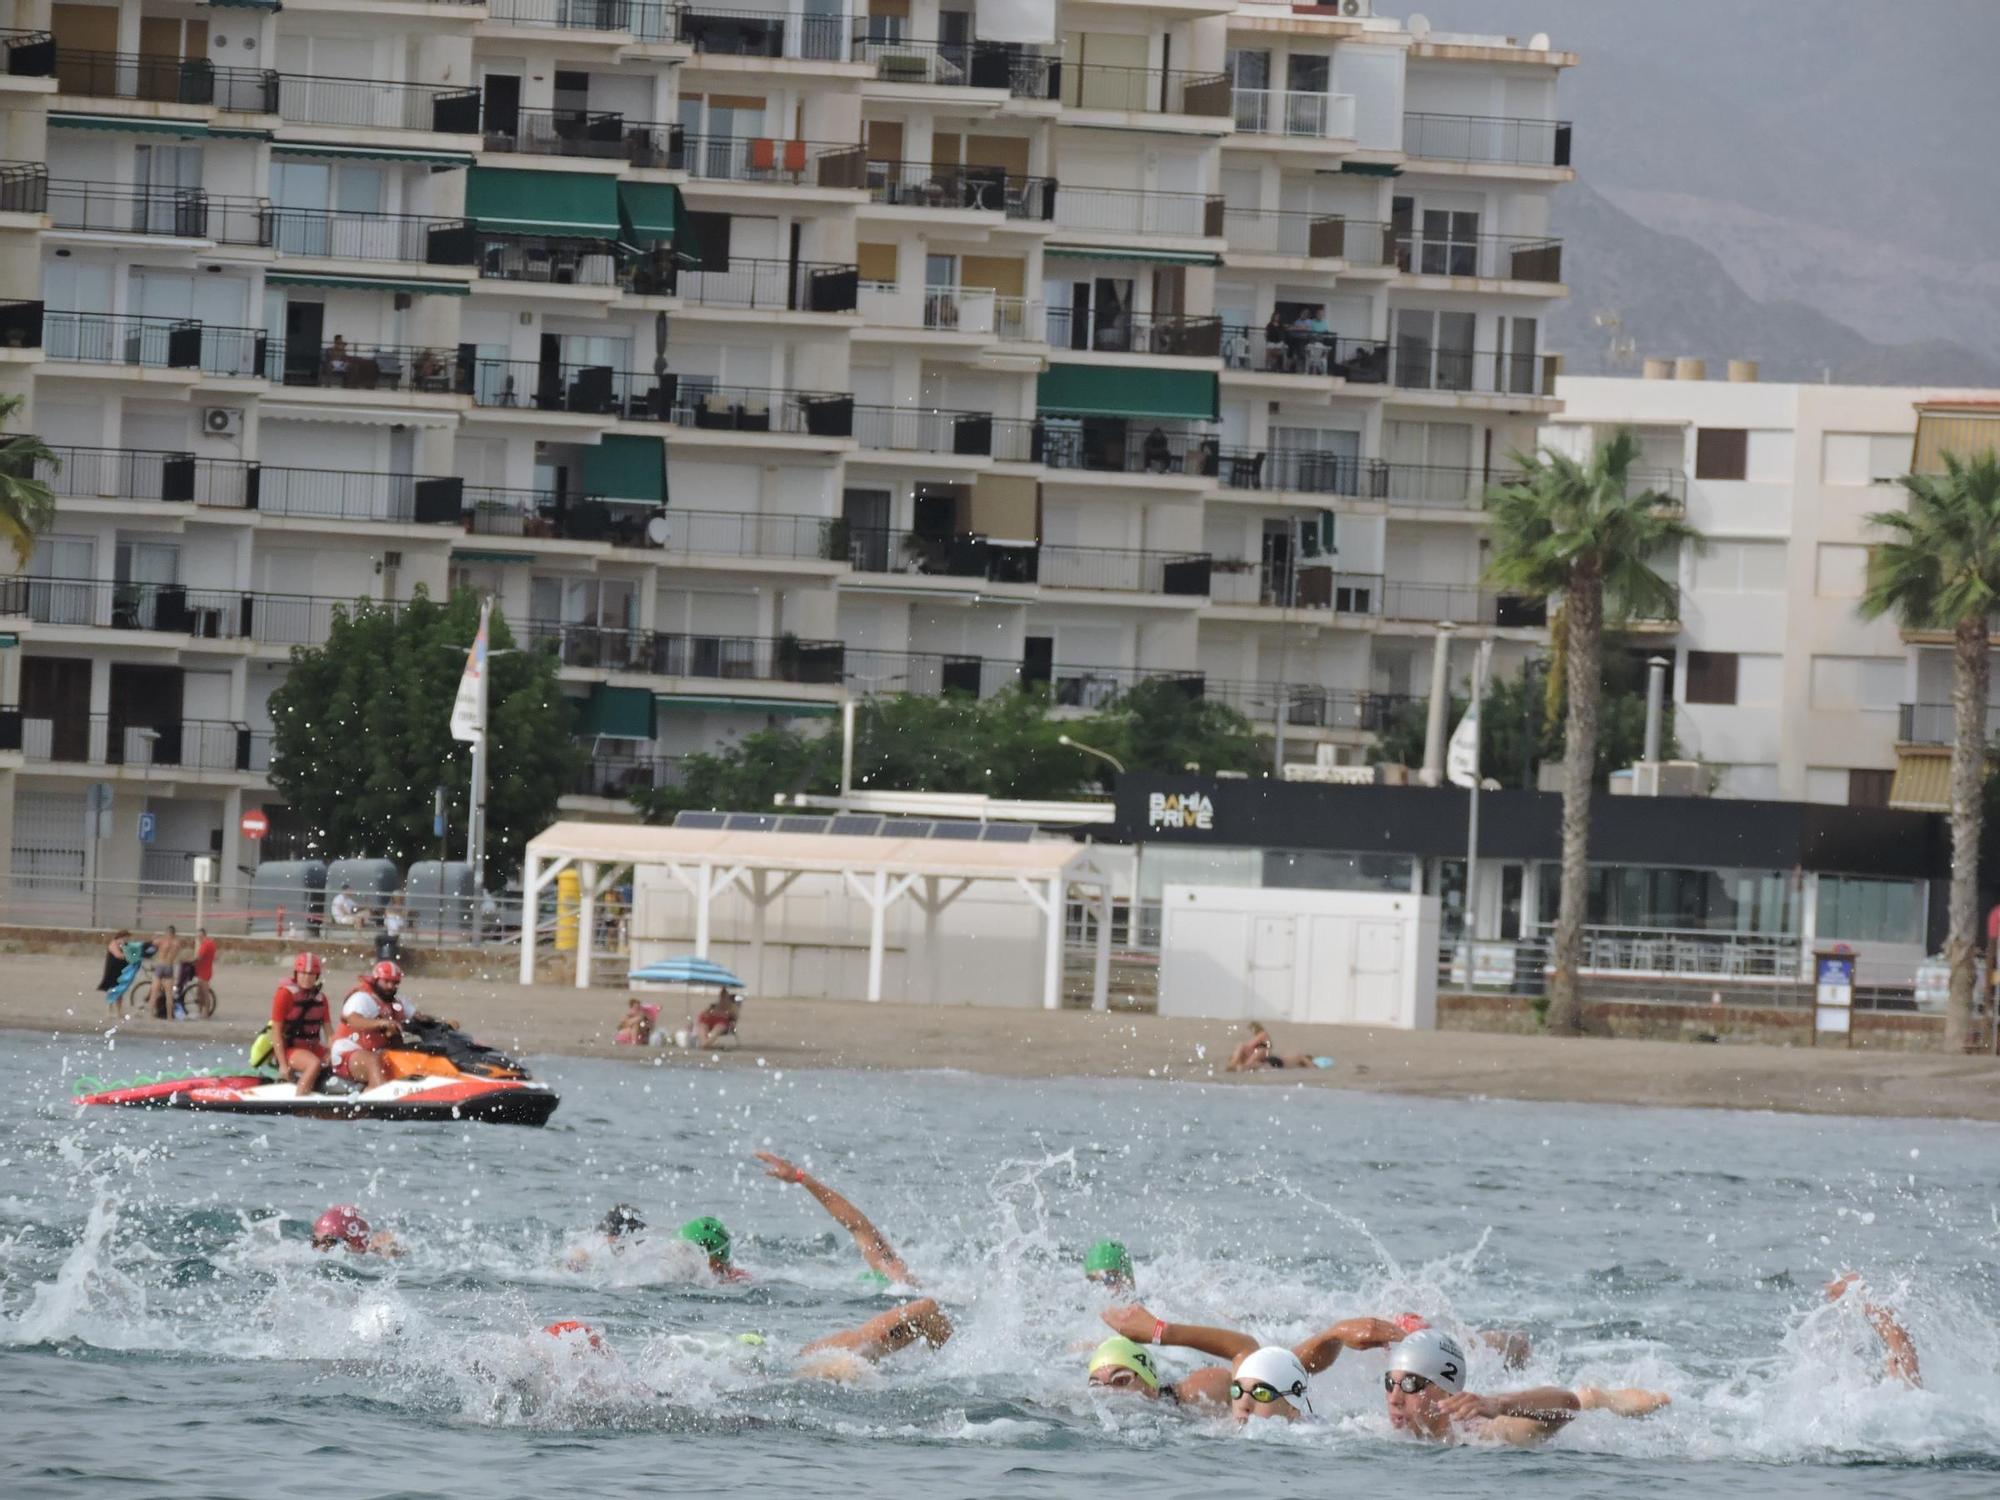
[{"left": 518, "top": 821, "right": 1117, "bottom": 1010}]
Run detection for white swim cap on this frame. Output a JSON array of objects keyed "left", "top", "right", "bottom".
[
  {"left": 1388, "top": 1328, "right": 1467, "bottom": 1393},
  {"left": 1233, "top": 1346, "right": 1313, "bottom": 1414}
]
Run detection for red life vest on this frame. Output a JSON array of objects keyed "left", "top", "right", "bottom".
[
  {"left": 334, "top": 983, "right": 402, "bottom": 1052},
  {"left": 271, "top": 981, "right": 329, "bottom": 1046}
]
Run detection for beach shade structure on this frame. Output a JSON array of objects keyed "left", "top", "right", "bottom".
[{"left": 629, "top": 956, "right": 746, "bottom": 989}]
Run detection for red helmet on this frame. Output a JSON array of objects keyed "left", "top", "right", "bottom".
[
  {"left": 312, "top": 1204, "right": 370, "bottom": 1252},
  {"left": 370, "top": 960, "right": 403, "bottom": 991},
  {"left": 292, "top": 951, "right": 324, "bottom": 983}
]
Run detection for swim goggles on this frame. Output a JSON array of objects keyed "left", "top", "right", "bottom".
[
  {"left": 1384, "top": 1372, "right": 1434, "bottom": 1395},
  {"left": 1231, "top": 1380, "right": 1302, "bottom": 1405}
]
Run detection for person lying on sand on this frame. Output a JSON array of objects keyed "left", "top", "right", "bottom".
[
  {"left": 1383, "top": 1328, "right": 1668, "bottom": 1447},
  {"left": 1224, "top": 1023, "right": 1317, "bottom": 1072},
  {"left": 1826, "top": 1271, "right": 1920, "bottom": 1386},
  {"left": 756, "top": 1150, "right": 916, "bottom": 1287}
]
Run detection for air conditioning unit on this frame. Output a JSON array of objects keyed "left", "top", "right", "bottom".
[
  {"left": 1622, "top": 760, "right": 1707, "bottom": 798},
  {"left": 1341, "top": 0, "right": 1372, "bottom": 16},
  {"left": 202, "top": 406, "right": 243, "bottom": 439}
]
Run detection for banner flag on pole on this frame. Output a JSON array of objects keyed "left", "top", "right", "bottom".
[
  {"left": 449, "top": 599, "right": 489, "bottom": 744},
  {"left": 1445, "top": 700, "right": 1480, "bottom": 789}
]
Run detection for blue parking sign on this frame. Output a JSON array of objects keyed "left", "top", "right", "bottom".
[{"left": 137, "top": 811, "right": 157, "bottom": 845}]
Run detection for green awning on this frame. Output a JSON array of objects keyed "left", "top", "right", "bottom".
[
  {"left": 617, "top": 181, "right": 686, "bottom": 245},
  {"left": 1045, "top": 245, "right": 1221, "bottom": 267},
  {"left": 1341, "top": 161, "right": 1403, "bottom": 177},
  {"left": 657, "top": 697, "right": 839, "bottom": 717},
  {"left": 577, "top": 684, "right": 657, "bottom": 740},
  {"left": 206, "top": 0, "right": 282, "bottom": 9},
  {"left": 50, "top": 113, "right": 215, "bottom": 139},
  {"left": 267, "top": 271, "right": 471, "bottom": 296},
  {"left": 464, "top": 166, "right": 619, "bottom": 239},
  {"left": 451, "top": 549, "right": 535, "bottom": 564},
  {"left": 1038, "top": 364, "right": 1218, "bottom": 422},
  {"left": 273, "top": 142, "right": 474, "bottom": 168},
  {"left": 583, "top": 435, "right": 665, "bottom": 504}
]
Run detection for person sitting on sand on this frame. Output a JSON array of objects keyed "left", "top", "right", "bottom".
[
  {"left": 614, "top": 998, "right": 652, "bottom": 1046},
  {"left": 1225, "top": 1022, "right": 1313, "bottom": 1072},
  {"left": 1382, "top": 1328, "right": 1668, "bottom": 1446},
  {"left": 756, "top": 1150, "right": 917, "bottom": 1287},
  {"left": 1825, "top": 1271, "right": 1920, "bottom": 1386},
  {"left": 693, "top": 988, "right": 742, "bottom": 1049},
  {"left": 310, "top": 1204, "right": 403, "bottom": 1258}
]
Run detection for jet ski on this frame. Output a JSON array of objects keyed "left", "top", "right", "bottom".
[{"left": 73, "top": 1019, "right": 559, "bottom": 1126}]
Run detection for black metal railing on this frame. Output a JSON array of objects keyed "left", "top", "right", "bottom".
[
  {"left": 1222, "top": 209, "right": 1397, "bottom": 265},
  {"left": 680, "top": 4, "right": 847, "bottom": 59},
  {"left": 1040, "top": 545, "right": 1212, "bottom": 596},
  {"left": 858, "top": 159, "right": 1056, "bottom": 219},
  {"left": 650, "top": 508, "right": 843, "bottom": 561},
  {"left": 42, "top": 311, "right": 267, "bottom": 378},
  {"left": 2, "top": 30, "right": 55, "bottom": 79},
  {"left": 484, "top": 0, "right": 679, "bottom": 40},
  {"left": 37, "top": 445, "right": 253, "bottom": 509},
  {"left": 53, "top": 49, "right": 279, "bottom": 111},
  {"left": 1037, "top": 423, "right": 1220, "bottom": 478},
  {"left": 845, "top": 648, "right": 1020, "bottom": 700},
  {"left": 477, "top": 235, "right": 622, "bottom": 286},
  {"left": 1390, "top": 342, "right": 1551, "bottom": 397},
  {"left": 0, "top": 573, "right": 367, "bottom": 647},
  {"left": 1899, "top": 702, "right": 2000, "bottom": 746},
  {"left": 676, "top": 257, "right": 860, "bottom": 312},
  {"left": 1051, "top": 185, "right": 1221, "bottom": 238},
  {"left": 1221, "top": 326, "right": 1391, "bottom": 381},
  {"left": 276, "top": 73, "right": 480, "bottom": 133},
  {"left": 465, "top": 487, "right": 666, "bottom": 549},
  {"left": 1061, "top": 62, "right": 1230, "bottom": 116},
  {"left": 0, "top": 708, "right": 263, "bottom": 773},
  {"left": 466, "top": 362, "right": 854, "bottom": 438},
  {"left": 1392, "top": 229, "right": 1563, "bottom": 283},
  {"left": 47, "top": 181, "right": 272, "bottom": 245},
  {"left": 571, "top": 751, "right": 684, "bottom": 799},
  {"left": 680, "top": 133, "right": 860, "bottom": 186},
  {"left": 0, "top": 161, "right": 47, "bottom": 214},
  {"left": 851, "top": 34, "right": 1060, "bottom": 98},
  {"left": 851, "top": 404, "right": 1006, "bottom": 457},
  {"left": 1381, "top": 581, "right": 1549, "bottom": 627},
  {"left": 272, "top": 338, "right": 467, "bottom": 393},
  {"left": 524, "top": 620, "right": 849, "bottom": 684},
  {"left": 1039, "top": 664, "right": 1202, "bottom": 711},
  {"left": 1206, "top": 680, "right": 1418, "bottom": 732},
  {"left": 252, "top": 467, "right": 465, "bottom": 526},
  {"left": 1047, "top": 307, "right": 1222, "bottom": 358},
  {"left": 0, "top": 299, "right": 42, "bottom": 349},
  {"left": 270, "top": 206, "right": 474, "bottom": 265},
  {"left": 1210, "top": 562, "right": 1382, "bottom": 615},
  {"left": 484, "top": 105, "right": 635, "bottom": 160},
  {"left": 1403, "top": 111, "right": 1572, "bottom": 168},
  {"left": 665, "top": 383, "right": 855, "bottom": 437},
  {"left": 845, "top": 527, "right": 1039, "bottom": 585}
]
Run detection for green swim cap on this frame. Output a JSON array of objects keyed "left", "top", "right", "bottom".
[
  {"left": 858, "top": 1269, "right": 892, "bottom": 1287},
  {"left": 1084, "top": 1239, "right": 1134, "bottom": 1281},
  {"left": 679, "top": 1216, "right": 732, "bottom": 1262},
  {"left": 1088, "top": 1336, "right": 1160, "bottom": 1391}
]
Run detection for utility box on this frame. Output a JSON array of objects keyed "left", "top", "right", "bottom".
[{"left": 1158, "top": 885, "right": 1440, "bottom": 1029}]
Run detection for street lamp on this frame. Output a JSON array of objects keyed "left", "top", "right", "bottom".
[{"left": 1058, "top": 733, "right": 1125, "bottom": 775}]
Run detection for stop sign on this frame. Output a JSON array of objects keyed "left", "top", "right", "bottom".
[{"left": 240, "top": 808, "right": 269, "bottom": 840}]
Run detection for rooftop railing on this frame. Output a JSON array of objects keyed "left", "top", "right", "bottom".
[
  {"left": 42, "top": 310, "right": 268, "bottom": 378},
  {"left": 1051, "top": 185, "right": 1221, "bottom": 238},
  {"left": 856, "top": 158, "right": 1056, "bottom": 219},
  {"left": 1061, "top": 62, "right": 1230, "bottom": 117},
  {"left": 851, "top": 34, "right": 1060, "bottom": 98},
  {"left": 1232, "top": 87, "right": 1355, "bottom": 139},
  {"left": 1393, "top": 228, "right": 1563, "bottom": 283},
  {"left": 1047, "top": 307, "right": 1222, "bottom": 358},
  {"left": 1403, "top": 111, "right": 1572, "bottom": 168}
]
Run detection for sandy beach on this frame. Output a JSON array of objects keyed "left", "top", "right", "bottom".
[{"left": 11, "top": 952, "right": 2000, "bottom": 1123}]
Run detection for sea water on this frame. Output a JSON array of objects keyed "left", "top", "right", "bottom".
[{"left": 3, "top": 1031, "right": 1998, "bottom": 1498}]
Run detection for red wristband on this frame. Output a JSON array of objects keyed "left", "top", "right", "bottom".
[{"left": 1153, "top": 1318, "right": 1168, "bottom": 1346}]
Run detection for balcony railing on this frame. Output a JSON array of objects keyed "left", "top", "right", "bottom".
[
  {"left": 851, "top": 35, "right": 1059, "bottom": 98},
  {"left": 1222, "top": 326, "right": 1390, "bottom": 381},
  {"left": 1061, "top": 62, "right": 1230, "bottom": 117},
  {"left": 46, "top": 446, "right": 464, "bottom": 526},
  {"left": 1393, "top": 229, "right": 1563, "bottom": 283},
  {"left": 572, "top": 751, "right": 684, "bottom": 799},
  {"left": 271, "top": 207, "right": 474, "bottom": 265},
  {"left": 47, "top": 181, "right": 272, "bottom": 245},
  {"left": 914, "top": 286, "right": 1041, "bottom": 341},
  {"left": 851, "top": 404, "right": 1012, "bottom": 457},
  {"left": 42, "top": 311, "right": 268, "bottom": 378},
  {"left": 1223, "top": 209, "right": 1396, "bottom": 265},
  {"left": 676, "top": 257, "right": 860, "bottom": 312},
  {"left": 0, "top": 161, "right": 47, "bottom": 214},
  {"left": 651, "top": 508, "right": 843, "bottom": 561},
  {"left": 682, "top": 133, "right": 861, "bottom": 186},
  {"left": 38, "top": 445, "right": 254, "bottom": 509},
  {"left": 276, "top": 74, "right": 480, "bottom": 134},
  {"left": 845, "top": 648, "right": 1020, "bottom": 700},
  {"left": 1381, "top": 581, "right": 1548, "bottom": 628},
  {"left": 1898, "top": 702, "right": 2000, "bottom": 746},
  {"left": 0, "top": 573, "right": 372, "bottom": 647},
  {"left": 273, "top": 338, "right": 466, "bottom": 393},
  {"left": 253, "top": 466, "right": 466, "bottom": 526},
  {"left": 1047, "top": 307, "right": 1222, "bottom": 358},
  {"left": 1037, "top": 423, "right": 1220, "bottom": 479},
  {"left": 2, "top": 30, "right": 55, "bottom": 79},
  {"left": 484, "top": 0, "right": 679, "bottom": 41},
  {"left": 1039, "top": 664, "right": 1202, "bottom": 711},
  {"left": 857, "top": 158, "right": 1056, "bottom": 219},
  {"left": 1040, "top": 545, "right": 1212, "bottom": 596},
  {"left": 465, "top": 487, "right": 666, "bottom": 549},
  {"left": 0, "top": 298, "right": 40, "bottom": 349},
  {"left": 680, "top": 4, "right": 847, "bottom": 60},
  {"left": 467, "top": 362, "right": 855, "bottom": 438},
  {"left": 524, "top": 621, "right": 849, "bottom": 684},
  {"left": 477, "top": 235, "right": 621, "bottom": 286},
  {"left": 481, "top": 108, "right": 681, "bottom": 167},
  {"left": 1051, "top": 186, "right": 1222, "bottom": 239},
  {"left": 1210, "top": 562, "right": 1382, "bottom": 615},
  {"left": 1206, "top": 679, "right": 1418, "bottom": 732},
  {"left": 1391, "top": 342, "right": 1552, "bottom": 397},
  {"left": 0, "top": 708, "right": 264, "bottom": 774},
  {"left": 1212, "top": 450, "right": 1489, "bottom": 507},
  {"left": 1232, "top": 88, "right": 1355, "bottom": 139},
  {"left": 53, "top": 49, "right": 279, "bottom": 112},
  {"left": 846, "top": 527, "right": 1038, "bottom": 585},
  {"left": 1403, "top": 111, "right": 1572, "bottom": 168}
]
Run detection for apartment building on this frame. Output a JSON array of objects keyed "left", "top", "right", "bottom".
[
  {"left": 1546, "top": 371, "right": 2000, "bottom": 811},
  {"left": 0, "top": 0, "right": 1572, "bottom": 914}
]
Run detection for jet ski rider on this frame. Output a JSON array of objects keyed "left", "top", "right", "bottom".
[
  {"left": 269, "top": 952, "right": 331, "bottom": 1097},
  {"left": 330, "top": 960, "right": 409, "bottom": 1090}
]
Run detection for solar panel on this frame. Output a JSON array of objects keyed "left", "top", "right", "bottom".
[
  {"left": 828, "top": 815, "right": 884, "bottom": 837},
  {"left": 674, "top": 810, "right": 728, "bottom": 828},
  {"left": 980, "top": 822, "right": 1036, "bottom": 842},
  {"left": 929, "top": 820, "right": 985, "bottom": 840},
  {"left": 776, "top": 815, "right": 830, "bottom": 835},
  {"left": 877, "top": 818, "right": 933, "bottom": 837},
  {"left": 723, "top": 812, "right": 781, "bottom": 832}
]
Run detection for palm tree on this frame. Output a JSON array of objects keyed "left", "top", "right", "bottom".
[
  {"left": 1485, "top": 428, "right": 1698, "bottom": 1035},
  {"left": 1859, "top": 449, "right": 2000, "bottom": 1052},
  {"left": 0, "top": 392, "right": 56, "bottom": 566}
]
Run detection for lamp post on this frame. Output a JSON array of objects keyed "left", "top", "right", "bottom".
[
  {"left": 134, "top": 727, "right": 159, "bottom": 928},
  {"left": 1058, "top": 733, "right": 1125, "bottom": 775}
]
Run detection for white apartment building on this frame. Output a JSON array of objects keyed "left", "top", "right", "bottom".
[
  {"left": 0, "top": 0, "right": 1571, "bottom": 915},
  {"left": 1547, "top": 371, "right": 2000, "bottom": 811}
]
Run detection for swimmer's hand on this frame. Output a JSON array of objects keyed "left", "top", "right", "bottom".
[
  {"left": 755, "top": 1150, "right": 806, "bottom": 1184},
  {"left": 1439, "top": 1391, "right": 1506, "bottom": 1422},
  {"left": 1825, "top": 1271, "right": 1862, "bottom": 1302},
  {"left": 1576, "top": 1386, "right": 1671, "bottom": 1417},
  {"left": 1324, "top": 1317, "right": 1405, "bottom": 1350},
  {"left": 1099, "top": 1303, "right": 1164, "bottom": 1345}
]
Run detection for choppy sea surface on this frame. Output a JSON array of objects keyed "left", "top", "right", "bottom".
[{"left": 3, "top": 1030, "right": 1998, "bottom": 1498}]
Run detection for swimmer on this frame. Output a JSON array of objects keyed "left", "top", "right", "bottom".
[
  {"left": 1383, "top": 1328, "right": 1668, "bottom": 1447},
  {"left": 1826, "top": 1271, "right": 1921, "bottom": 1386},
  {"left": 565, "top": 1203, "right": 647, "bottom": 1270},
  {"left": 1394, "top": 1310, "right": 1534, "bottom": 1370},
  {"left": 310, "top": 1204, "right": 403, "bottom": 1258},
  {"left": 755, "top": 1150, "right": 915, "bottom": 1286},
  {"left": 1084, "top": 1239, "right": 1135, "bottom": 1294},
  {"left": 795, "top": 1297, "right": 953, "bottom": 1382},
  {"left": 1094, "top": 1303, "right": 1408, "bottom": 1415},
  {"left": 1224, "top": 1022, "right": 1314, "bottom": 1072},
  {"left": 681, "top": 1215, "right": 750, "bottom": 1282}
]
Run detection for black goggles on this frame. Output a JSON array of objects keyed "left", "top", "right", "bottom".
[
  {"left": 1230, "top": 1380, "right": 1301, "bottom": 1405},
  {"left": 1384, "top": 1372, "right": 1434, "bottom": 1395}
]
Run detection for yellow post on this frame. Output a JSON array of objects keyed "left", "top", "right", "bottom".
[{"left": 555, "top": 867, "right": 580, "bottom": 951}]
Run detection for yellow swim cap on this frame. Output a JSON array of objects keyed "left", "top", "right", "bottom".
[{"left": 1088, "top": 1336, "right": 1161, "bottom": 1391}]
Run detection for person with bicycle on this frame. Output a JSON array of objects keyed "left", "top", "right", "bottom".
[{"left": 174, "top": 927, "right": 218, "bottom": 1018}]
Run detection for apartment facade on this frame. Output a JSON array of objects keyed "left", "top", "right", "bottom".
[
  {"left": 1546, "top": 372, "right": 2000, "bottom": 812},
  {"left": 0, "top": 0, "right": 1572, "bottom": 915}
]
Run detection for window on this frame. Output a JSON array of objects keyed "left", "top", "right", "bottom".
[
  {"left": 1419, "top": 207, "right": 1481, "bottom": 276},
  {"left": 1226, "top": 49, "right": 1270, "bottom": 89},
  {"left": 1695, "top": 428, "right": 1748, "bottom": 480},
  {"left": 1809, "top": 656, "right": 1901, "bottom": 712},
  {"left": 1848, "top": 769, "right": 1892, "bottom": 808},
  {"left": 1816, "top": 874, "right": 1923, "bottom": 945},
  {"left": 1693, "top": 540, "right": 1787, "bottom": 593},
  {"left": 1685, "top": 650, "right": 1738, "bottom": 705},
  {"left": 1392, "top": 308, "right": 1475, "bottom": 391},
  {"left": 1822, "top": 432, "right": 1909, "bottom": 486}
]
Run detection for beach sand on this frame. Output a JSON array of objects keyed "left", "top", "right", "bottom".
[{"left": 16, "top": 952, "right": 2000, "bottom": 1123}]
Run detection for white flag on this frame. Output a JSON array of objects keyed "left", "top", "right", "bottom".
[
  {"left": 449, "top": 599, "right": 489, "bottom": 744},
  {"left": 1445, "top": 701, "right": 1480, "bottom": 789}
]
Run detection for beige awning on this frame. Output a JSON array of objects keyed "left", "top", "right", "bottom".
[
  {"left": 1913, "top": 409, "right": 2000, "bottom": 476},
  {"left": 1889, "top": 750, "right": 1951, "bottom": 811},
  {"left": 970, "top": 473, "right": 1039, "bottom": 544}
]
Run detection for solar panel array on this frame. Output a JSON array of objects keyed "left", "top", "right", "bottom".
[{"left": 673, "top": 809, "right": 1040, "bottom": 842}]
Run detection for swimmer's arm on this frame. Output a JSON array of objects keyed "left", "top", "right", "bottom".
[
  {"left": 1576, "top": 1386, "right": 1671, "bottom": 1417},
  {"left": 1866, "top": 1304, "right": 1920, "bottom": 1387},
  {"left": 800, "top": 1297, "right": 952, "bottom": 1362},
  {"left": 1101, "top": 1304, "right": 1255, "bottom": 1363},
  {"left": 1291, "top": 1316, "right": 1404, "bottom": 1374},
  {"left": 755, "top": 1151, "right": 917, "bottom": 1286},
  {"left": 1442, "top": 1386, "right": 1579, "bottom": 1434},
  {"left": 1478, "top": 1328, "right": 1534, "bottom": 1368}
]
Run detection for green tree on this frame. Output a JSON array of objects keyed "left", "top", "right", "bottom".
[
  {"left": 1485, "top": 429, "right": 1700, "bottom": 1035},
  {"left": 1094, "top": 676, "right": 1266, "bottom": 783},
  {"left": 0, "top": 394, "right": 58, "bottom": 566},
  {"left": 266, "top": 589, "right": 580, "bottom": 883},
  {"left": 1859, "top": 449, "right": 2000, "bottom": 1052}
]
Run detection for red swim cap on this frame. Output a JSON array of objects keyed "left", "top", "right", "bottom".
[
  {"left": 312, "top": 1204, "right": 370, "bottom": 1251},
  {"left": 1393, "top": 1313, "right": 1431, "bottom": 1334},
  {"left": 543, "top": 1319, "right": 607, "bottom": 1352}
]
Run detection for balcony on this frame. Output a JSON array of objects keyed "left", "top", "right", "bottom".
[
  {"left": 484, "top": 0, "right": 680, "bottom": 41},
  {"left": 271, "top": 207, "right": 474, "bottom": 266},
  {"left": 0, "top": 708, "right": 267, "bottom": 775},
  {"left": 482, "top": 108, "right": 681, "bottom": 167},
  {"left": 1393, "top": 229, "right": 1563, "bottom": 283},
  {"left": 254, "top": 467, "right": 466, "bottom": 527},
  {"left": 40, "top": 444, "right": 255, "bottom": 508},
  {"left": 48, "top": 181, "right": 271, "bottom": 245},
  {"left": 1060, "top": 63, "right": 1230, "bottom": 118},
  {"left": 1206, "top": 679, "right": 1417, "bottom": 733},
  {"left": 273, "top": 338, "right": 466, "bottom": 393},
  {"left": 864, "top": 284, "right": 1040, "bottom": 341},
  {"left": 1223, "top": 209, "right": 1396, "bottom": 265},
  {"left": 0, "top": 162, "right": 47, "bottom": 214},
  {"left": 1232, "top": 88, "right": 1356, "bottom": 140},
  {"left": 1390, "top": 343, "right": 1552, "bottom": 398},
  {"left": 852, "top": 404, "right": 1035, "bottom": 458},
  {"left": 1039, "top": 422, "right": 1219, "bottom": 479},
  {"left": 466, "top": 487, "right": 665, "bottom": 549},
  {"left": 277, "top": 74, "right": 480, "bottom": 134},
  {"left": 467, "top": 364, "right": 854, "bottom": 437},
  {"left": 53, "top": 49, "right": 279, "bottom": 112},
  {"left": 676, "top": 257, "right": 860, "bottom": 312},
  {"left": 1051, "top": 186, "right": 1221, "bottom": 239},
  {"left": 1039, "top": 663, "right": 1201, "bottom": 711},
  {"left": 43, "top": 446, "right": 466, "bottom": 526},
  {"left": 0, "top": 573, "right": 372, "bottom": 647},
  {"left": 0, "top": 298, "right": 40, "bottom": 349},
  {"left": 858, "top": 158, "right": 1055, "bottom": 219},
  {"left": 42, "top": 311, "right": 268, "bottom": 378},
  {"left": 1222, "top": 326, "right": 1388, "bottom": 382},
  {"left": 651, "top": 508, "right": 844, "bottom": 561},
  {"left": 1898, "top": 703, "right": 2000, "bottom": 747},
  {"left": 1210, "top": 561, "right": 1381, "bottom": 615},
  {"left": 845, "top": 648, "right": 1020, "bottom": 700},
  {"left": 1214, "top": 451, "right": 1493, "bottom": 508},
  {"left": 525, "top": 621, "right": 849, "bottom": 684},
  {"left": 679, "top": 4, "right": 846, "bottom": 59},
  {"left": 1040, "top": 545, "right": 1211, "bottom": 596},
  {"left": 2, "top": 30, "right": 55, "bottom": 78},
  {"left": 477, "top": 235, "right": 621, "bottom": 287},
  {"left": 1403, "top": 112, "right": 1572, "bottom": 168},
  {"left": 846, "top": 527, "right": 1037, "bottom": 585},
  {"left": 1047, "top": 307, "right": 1222, "bottom": 359},
  {"left": 852, "top": 35, "right": 1060, "bottom": 99},
  {"left": 681, "top": 133, "right": 864, "bottom": 187},
  {"left": 572, "top": 750, "right": 684, "bottom": 800},
  {"left": 1382, "top": 581, "right": 1548, "bottom": 628}
]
